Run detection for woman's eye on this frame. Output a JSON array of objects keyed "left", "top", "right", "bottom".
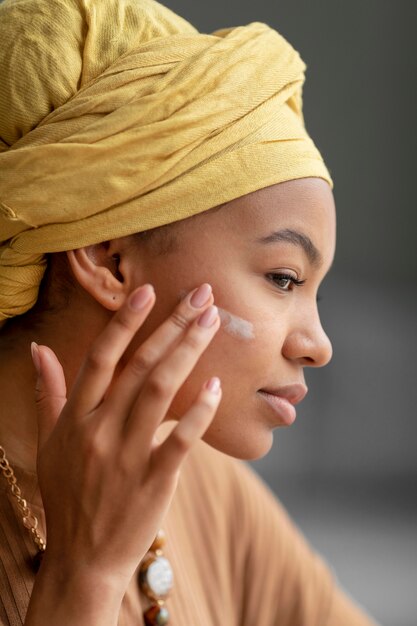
[{"left": 267, "top": 273, "right": 306, "bottom": 292}]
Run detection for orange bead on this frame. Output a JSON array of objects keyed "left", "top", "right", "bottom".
[
  {"left": 150, "top": 528, "right": 166, "bottom": 552},
  {"left": 144, "top": 604, "right": 169, "bottom": 625}
]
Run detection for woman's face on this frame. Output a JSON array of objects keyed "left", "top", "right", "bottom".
[{"left": 126, "top": 177, "right": 336, "bottom": 460}]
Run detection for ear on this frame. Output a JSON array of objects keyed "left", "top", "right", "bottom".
[{"left": 66, "top": 242, "right": 128, "bottom": 311}]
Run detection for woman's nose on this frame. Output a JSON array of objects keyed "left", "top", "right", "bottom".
[{"left": 282, "top": 309, "right": 333, "bottom": 368}]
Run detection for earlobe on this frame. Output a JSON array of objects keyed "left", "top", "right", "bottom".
[{"left": 66, "top": 246, "right": 126, "bottom": 311}]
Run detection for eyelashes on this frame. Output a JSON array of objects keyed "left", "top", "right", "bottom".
[
  {"left": 266, "top": 272, "right": 306, "bottom": 292},
  {"left": 266, "top": 272, "right": 323, "bottom": 302}
]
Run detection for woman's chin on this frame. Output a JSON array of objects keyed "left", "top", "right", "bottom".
[{"left": 202, "top": 423, "right": 274, "bottom": 461}]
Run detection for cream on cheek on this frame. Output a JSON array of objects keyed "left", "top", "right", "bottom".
[
  {"left": 178, "top": 291, "right": 255, "bottom": 341},
  {"left": 216, "top": 306, "right": 254, "bottom": 340}
]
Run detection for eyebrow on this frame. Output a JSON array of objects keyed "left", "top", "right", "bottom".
[{"left": 254, "top": 228, "right": 323, "bottom": 268}]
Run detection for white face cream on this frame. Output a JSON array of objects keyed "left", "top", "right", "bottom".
[
  {"left": 216, "top": 306, "right": 254, "bottom": 340},
  {"left": 179, "top": 291, "right": 255, "bottom": 341}
]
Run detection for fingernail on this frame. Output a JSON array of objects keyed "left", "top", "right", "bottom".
[
  {"left": 205, "top": 377, "right": 221, "bottom": 394},
  {"left": 197, "top": 305, "right": 218, "bottom": 328},
  {"left": 129, "top": 284, "right": 154, "bottom": 311},
  {"left": 31, "top": 342, "right": 41, "bottom": 375},
  {"left": 190, "top": 283, "right": 212, "bottom": 309}
]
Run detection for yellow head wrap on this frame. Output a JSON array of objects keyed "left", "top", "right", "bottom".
[{"left": 0, "top": 0, "right": 333, "bottom": 320}]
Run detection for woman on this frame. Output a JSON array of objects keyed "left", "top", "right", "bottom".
[{"left": 0, "top": 0, "right": 377, "bottom": 624}]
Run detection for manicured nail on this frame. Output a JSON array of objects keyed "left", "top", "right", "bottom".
[
  {"left": 129, "top": 284, "right": 154, "bottom": 311},
  {"left": 190, "top": 283, "right": 212, "bottom": 309},
  {"left": 197, "top": 305, "right": 218, "bottom": 328},
  {"left": 205, "top": 377, "right": 221, "bottom": 394},
  {"left": 31, "top": 342, "right": 41, "bottom": 375}
]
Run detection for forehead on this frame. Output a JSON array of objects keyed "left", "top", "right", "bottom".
[
  {"left": 202, "top": 177, "right": 336, "bottom": 262},
  {"left": 169, "top": 177, "right": 336, "bottom": 272},
  {"left": 222, "top": 177, "right": 335, "bottom": 233}
]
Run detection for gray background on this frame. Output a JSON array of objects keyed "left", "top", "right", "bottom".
[{"left": 162, "top": 1, "right": 417, "bottom": 624}]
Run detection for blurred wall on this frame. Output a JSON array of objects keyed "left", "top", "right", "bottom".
[{"left": 163, "top": 0, "right": 417, "bottom": 480}]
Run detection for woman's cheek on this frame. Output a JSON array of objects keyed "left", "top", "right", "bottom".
[{"left": 216, "top": 306, "right": 255, "bottom": 340}]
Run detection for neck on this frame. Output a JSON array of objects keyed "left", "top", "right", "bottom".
[{"left": 0, "top": 303, "right": 110, "bottom": 473}]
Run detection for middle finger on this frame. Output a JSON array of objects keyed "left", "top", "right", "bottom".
[
  {"left": 103, "top": 283, "right": 214, "bottom": 421},
  {"left": 124, "top": 303, "right": 220, "bottom": 450}
]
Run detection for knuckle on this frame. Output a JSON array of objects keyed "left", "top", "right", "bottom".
[
  {"left": 169, "top": 311, "right": 189, "bottom": 332},
  {"left": 83, "top": 439, "right": 106, "bottom": 465},
  {"left": 130, "top": 347, "right": 157, "bottom": 375},
  {"left": 86, "top": 346, "right": 112, "bottom": 371},
  {"left": 169, "top": 430, "right": 190, "bottom": 455},
  {"left": 115, "top": 310, "right": 135, "bottom": 332},
  {"left": 82, "top": 426, "right": 108, "bottom": 462},
  {"left": 147, "top": 372, "right": 175, "bottom": 398},
  {"left": 183, "top": 331, "right": 203, "bottom": 352},
  {"left": 34, "top": 389, "right": 49, "bottom": 408}
]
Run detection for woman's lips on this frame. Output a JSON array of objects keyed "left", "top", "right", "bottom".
[{"left": 258, "top": 384, "right": 307, "bottom": 426}]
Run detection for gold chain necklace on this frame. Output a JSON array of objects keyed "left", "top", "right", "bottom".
[
  {"left": 0, "top": 445, "right": 174, "bottom": 626},
  {"left": 0, "top": 445, "right": 46, "bottom": 569}
]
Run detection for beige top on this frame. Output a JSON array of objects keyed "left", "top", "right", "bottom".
[{"left": 0, "top": 432, "right": 376, "bottom": 626}]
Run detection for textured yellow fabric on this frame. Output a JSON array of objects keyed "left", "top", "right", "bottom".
[{"left": 0, "top": 0, "right": 333, "bottom": 320}]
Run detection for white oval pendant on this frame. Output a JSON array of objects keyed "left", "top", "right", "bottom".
[{"left": 141, "top": 555, "right": 174, "bottom": 599}]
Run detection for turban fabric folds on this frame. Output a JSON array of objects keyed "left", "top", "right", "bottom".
[{"left": 0, "top": 0, "right": 333, "bottom": 320}]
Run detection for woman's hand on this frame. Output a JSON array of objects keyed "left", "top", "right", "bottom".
[{"left": 26, "top": 283, "right": 221, "bottom": 625}]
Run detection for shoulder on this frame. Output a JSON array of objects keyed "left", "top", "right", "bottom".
[{"left": 179, "top": 440, "right": 378, "bottom": 625}]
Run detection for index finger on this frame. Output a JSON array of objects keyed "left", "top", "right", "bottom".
[{"left": 67, "top": 284, "right": 156, "bottom": 416}]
